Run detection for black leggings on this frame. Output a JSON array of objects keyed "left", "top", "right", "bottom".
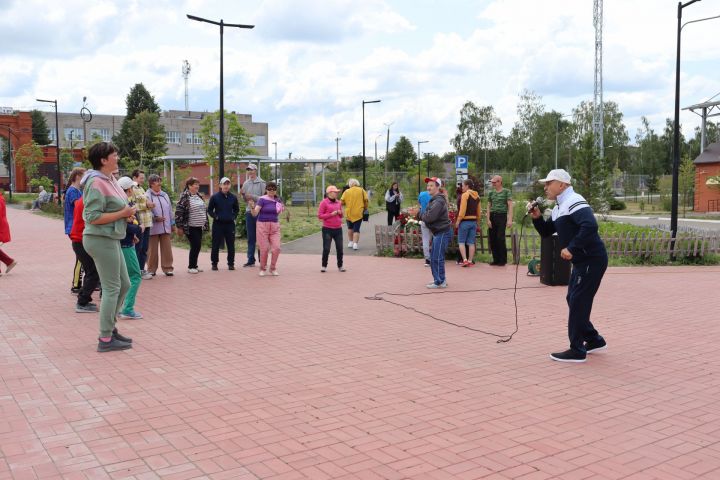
[
  {"left": 188, "top": 227, "right": 203, "bottom": 269},
  {"left": 322, "top": 227, "right": 344, "bottom": 268},
  {"left": 72, "top": 242, "right": 100, "bottom": 306}
]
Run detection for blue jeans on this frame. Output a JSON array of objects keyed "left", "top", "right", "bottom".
[
  {"left": 430, "top": 228, "right": 452, "bottom": 285},
  {"left": 135, "top": 227, "right": 151, "bottom": 271},
  {"left": 457, "top": 220, "right": 477, "bottom": 245},
  {"left": 246, "top": 211, "right": 257, "bottom": 264}
]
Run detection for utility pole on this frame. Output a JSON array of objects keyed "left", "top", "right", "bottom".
[{"left": 383, "top": 121, "right": 393, "bottom": 177}]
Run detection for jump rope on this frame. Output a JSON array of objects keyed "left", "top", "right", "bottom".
[{"left": 365, "top": 206, "right": 545, "bottom": 343}]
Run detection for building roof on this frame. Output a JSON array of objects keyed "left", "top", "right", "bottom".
[{"left": 694, "top": 142, "right": 720, "bottom": 165}]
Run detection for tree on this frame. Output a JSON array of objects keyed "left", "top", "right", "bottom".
[
  {"left": 0, "top": 137, "right": 10, "bottom": 172},
  {"left": 198, "top": 110, "right": 255, "bottom": 183},
  {"left": 14, "top": 141, "right": 44, "bottom": 187},
  {"left": 30, "top": 110, "right": 51, "bottom": 145},
  {"left": 679, "top": 155, "right": 695, "bottom": 215},
  {"left": 113, "top": 84, "right": 165, "bottom": 169},
  {"left": 451, "top": 101, "right": 502, "bottom": 175},
  {"left": 60, "top": 149, "right": 75, "bottom": 180},
  {"left": 572, "top": 133, "right": 612, "bottom": 214},
  {"left": 386, "top": 136, "right": 416, "bottom": 171}
]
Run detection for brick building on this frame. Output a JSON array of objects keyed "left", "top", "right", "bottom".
[{"left": 693, "top": 142, "right": 720, "bottom": 212}]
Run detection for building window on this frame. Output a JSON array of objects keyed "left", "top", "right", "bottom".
[
  {"left": 251, "top": 135, "right": 266, "bottom": 147},
  {"left": 63, "top": 128, "right": 84, "bottom": 142},
  {"left": 186, "top": 132, "right": 202, "bottom": 145},
  {"left": 166, "top": 131, "right": 181, "bottom": 144},
  {"left": 90, "top": 128, "right": 111, "bottom": 142},
  {"left": 48, "top": 130, "right": 57, "bottom": 144}
]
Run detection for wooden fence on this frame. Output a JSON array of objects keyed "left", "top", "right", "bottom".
[{"left": 376, "top": 225, "right": 720, "bottom": 261}]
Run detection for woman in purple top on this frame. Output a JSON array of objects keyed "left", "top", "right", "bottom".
[
  {"left": 145, "top": 174, "right": 175, "bottom": 276},
  {"left": 249, "top": 181, "right": 285, "bottom": 276}
]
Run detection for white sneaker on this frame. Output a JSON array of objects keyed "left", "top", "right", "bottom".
[
  {"left": 187, "top": 268, "right": 199, "bottom": 274},
  {"left": 141, "top": 271, "right": 153, "bottom": 280},
  {"left": 352, "top": 242, "right": 358, "bottom": 250},
  {"left": 321, "top": 266, "right": 327, "bottom": 272},
  {"left": 270, "top": 269, "right": 279, "bottom": 276},
  {"left": 259, "top": 270, "right": 266, "bottom": 277},
  {"left": 348, "top": 241, "right": 354, "bottom": 248}
]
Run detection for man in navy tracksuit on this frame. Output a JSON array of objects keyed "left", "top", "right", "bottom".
[
  {"left": 529, "top": 169, "right": 608, "bottom": 363},
  {"left": 207, "top": 177, "right": 240, "bottom": 271}
]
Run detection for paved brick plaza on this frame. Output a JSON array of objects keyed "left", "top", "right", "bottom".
[{"left": 1, "top": 206, "right": 719, "bottom": 480}]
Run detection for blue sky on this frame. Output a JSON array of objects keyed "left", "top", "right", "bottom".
[{"left": 1, "top": 0, "right": 719, "bottom": 159}]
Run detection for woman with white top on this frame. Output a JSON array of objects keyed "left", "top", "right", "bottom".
[{"left": 175, "top": 177, "right": 208, "bottom": 274}]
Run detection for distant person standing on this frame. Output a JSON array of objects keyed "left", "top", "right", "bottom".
[
  {"left": 0, "top": 189, "right": 18, "bottom": 275},
  {"left": 240, "top": 164, "right": 265, "bottom": 267},
  {"left": 421, "top": 177, "right": 451, "bottom": 289},
  {"left": 384, "top": 182, "right": 403, "bottom": 226},
  {"left": 249, "top": 181, "right": 284, "bottom": 276},
  {"left": 486, "top": 175, "right": 513, "bottom": 266},
  {"left": 145, "top": 174, "right": 175, "bottom": 276},
  {"left": 317, "top": 185, "right": 345, "bottom": 272},
  {"left": 340, "top": 178, "right": 368, "bottom": 251},
  {"left": 130, "top": 170, "right": 154, "bottom": 280},
  {"left": 64, "top": 167, "right": 85, "bottom": 293},
  {"left": 207, "top": 177, "right": 240, "bottom": 271},
  {"left": 175, "top": 177, "right": 209, "bottom": 274},
  {"left": 117, "top": 176, "right": 144, "bottom": 320},
  {"left": 455, "top": 179, "right": 481, "bottom": 267},
  {"left": 418, "top": 187, "right": 432, "bottom": 267},
  {"left": 69, "top": 197, "right": 100, "bottom": 313}
]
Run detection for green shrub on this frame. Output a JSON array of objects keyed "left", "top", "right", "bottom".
[
  {"left": 39, "top": 201, "right": 63, "bottom": 217},
  {"left": 609, "top": 198, "right": 626, "bottom": 210}
]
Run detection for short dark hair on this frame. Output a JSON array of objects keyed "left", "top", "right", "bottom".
[
  {"left": 68, "top": 167, "right": 86, "bottom": 185},
  {"left": 131, "top": 169, "right": 145, "bottom": 179},
  {"left": 185, "top": 177, "right": 199, "bottom": 189},
  {"left": 266, "top": 181, "right": 278, "bottom": 191},
  {"left": 147, "top": 174, "right": 161, "bottom": 186},
  {"left": 87, "top": 142, "right": 119, "bottom": 169}
]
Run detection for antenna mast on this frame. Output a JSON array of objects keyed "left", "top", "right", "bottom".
[{"left": 182, "top": 60, "right": 191, "bottom": 111}]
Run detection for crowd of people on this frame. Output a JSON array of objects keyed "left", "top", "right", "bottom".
[{"left": 3, "top": 140, "right": 607, "bottom": 362}]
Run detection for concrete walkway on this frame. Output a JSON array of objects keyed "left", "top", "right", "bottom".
[
  {"left": 2, "top": 207, "right": 720, "bottom": 479},
  {"left": 282, "top": 212, "right": 389, "bottom": 256}
]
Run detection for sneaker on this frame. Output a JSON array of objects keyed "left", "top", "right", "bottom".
[
  {"left": 140, "top": 270, "right": 153, "bottom": 280},
  {"left": 150, "top": 272, "right": 157, "bottom": 277},
  {"left": 461, "top": 260, "right": 471, "bottom": 267},
  {"left": 75, "top": 303, "right": 98, "bottom": 313},
  {"left": 211, "top": 264, "right": 219, "bottom": 271},
  {"left": 187, "top": 268, "right": 199, "bottom": 274},
  {"left": 550, "top": 349, "right": 587, "bottom": 363},
  {"left": 119, "top": 311, "right": 143, "bottom": 320},
  {"left": 70, "top": 287, "right": 82, "bottom": 294},
  {"left": 243, "top": 262, "right": 256, "bottom": 268},
  {"left": 426, "top": 282, "right": 448, "bottom": 289},
  {"left": 338, "top": 266, "right": 346, "bottom": 272},
  {"left": 259, "top": 270, "right": 266, "bottom": 277},
  {"left": 348, "top": 241, "right": 354, "bottom": 248},
  {"left": 164, "top": 271, "right": 174, "bottom": 276},
  {"left": 438, "top": 282, "right": 448, "bottom": 288},
  {"left": 585, "top": 337, "right": 607, "bottom": 354},
  {"left": 97, "top": 337, "right": 132, "bottom": 352},
  {"left": 424, "top": 259, "right": 430, "bottom": 267},
  {"left": 321, "top": 266, "right": 327, "bottom": 272},
  {"left": 112, "top": 328, "right": 132, "bottom": 343},
  {"left": 270, "top": 269, "right": 279, "bottom": 276},
  {"left": 5, "top": 260, "right": 17, "bottom": 274},
  {"left": 228, "top": 265, "right": 235, "bottom": 271},
  {"left": 352, "top": 242, "right": 358, "bottom": 250}
]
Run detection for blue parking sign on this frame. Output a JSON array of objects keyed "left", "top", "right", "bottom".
[{"left": 455, "top": 155, "right": 468, "bottom": 169}]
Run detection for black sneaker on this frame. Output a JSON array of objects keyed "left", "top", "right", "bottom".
[
  {"left": 164, "top": 271, "right": 174, "bottom": 276},
  {"left": 228, "top": 265, "right": 235, "bottom": 270},
  {"left": 550, "top": 349, "right": 586, "bottom": 363},
  {"left": 75, "top": 303, "right": 98, "bottom": 313},
  {"left": 71, "top": 287, "right": 81, "bottom": 294},
  {"left": 97, "top": 337, "right": 132, "bottom": 352},
  {"left": 211, "top": 264, "right": 219, "bottom": 271},
  {"left": 424, "top": 259, "right": 430, "bottom": 267},
  {"left": 112, "top": 328, "right": 132, "bottom": 343},
  {"left": 242, "top": 262, "right": 256, "bottom": 268},
  {"left": 585, "top": 337, "right": 607, "bottom": 354}
]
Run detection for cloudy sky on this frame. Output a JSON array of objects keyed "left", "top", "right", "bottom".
[{"left": 1, "top": 0, "right": 719, "bottom": 159}]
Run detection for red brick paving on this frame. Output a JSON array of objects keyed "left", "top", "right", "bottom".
[{"left": 1, "top": 206, "right": 720, "bottom": 479}]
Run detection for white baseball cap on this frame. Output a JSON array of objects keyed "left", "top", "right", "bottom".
[
  {"left": 219, "top": 177, "right": 231, "bottom": 184},
  {"left": 117, "top": 176, "right": 135, "bottom": 190},
  {"left": 538, "top": 169, "right": 572, "bottom": 184}
]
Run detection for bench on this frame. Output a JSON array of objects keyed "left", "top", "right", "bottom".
[{"left": 291, "top": 191, "right": 315, "bottom": 206}]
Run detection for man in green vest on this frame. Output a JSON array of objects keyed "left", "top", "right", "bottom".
[{"left": 486, "top": 175, "right": 513, "bottom": 266}]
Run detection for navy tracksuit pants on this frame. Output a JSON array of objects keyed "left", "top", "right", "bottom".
[{"left": 567, "top": 255, "right": 608, "bottom": 354}]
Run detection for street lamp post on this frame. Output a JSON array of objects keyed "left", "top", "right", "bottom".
[
  {"left": 383, "top": 121, "right": 393, "bottom": 177},
  {"left": 374, "top": 133, "right": 382, "bottom": 171},
  {"left": 362, "top": 99, "right": 381, "bottom": 189},
  {"left": 36, "top": 98, "right": 62, "bottom": 204},
  {"left": 555, "top": 113, "right": 572, "bottom": 170},
  {"left": 417, "top": 140, "right": 428, "bottom": 194},
  {"left": 187, "top": 14, "right": 254, "bottom": 181},
  {"left": 671, "top": 1, "right": 719, "bottom": 257}
]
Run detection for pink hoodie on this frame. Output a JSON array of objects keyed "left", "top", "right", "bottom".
[{"left": 317, "top": 197, "right": 344, "bottom": 229}]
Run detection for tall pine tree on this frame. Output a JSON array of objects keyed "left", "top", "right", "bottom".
[
  {"left": 30, "top": 109, "right": 51, "bottom": 145},
  {"left": 113, "top": 83, "right": 166, "bottom": 169}
]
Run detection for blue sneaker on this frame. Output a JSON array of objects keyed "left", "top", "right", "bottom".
[{"left": 119, "top": 311, "right": 143, "bottom": 320}]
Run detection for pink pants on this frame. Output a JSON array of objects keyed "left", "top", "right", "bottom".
[{"left": 256, "top": 221, "right": 281, "bottom": 270}]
